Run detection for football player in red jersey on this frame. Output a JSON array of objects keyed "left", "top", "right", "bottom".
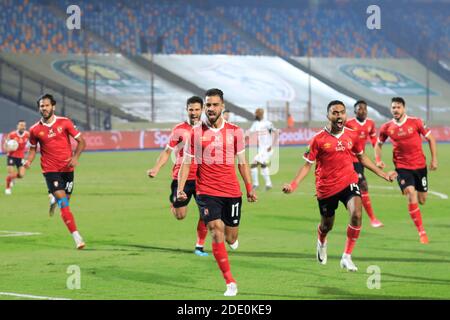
[
  {"left": 375, "top": 97, "right": 438, "bottom": 244},
  {"left": 24, "top": 94, "right": 86, "bottom": 250},
  {"left": 177, "top": 88, "right": 257, "bottom": 296},
  {"left": 283, "top": 101, "right": 396, "bottom": 272},
  {"left": 4, "top": 120, "right": 30, "bottom": 195},
  {"left": 346, "top": 100, "right": 383, "bottom": 227},
  {"left": 147, "top": 96, "right": 209, "bottom": 257}
]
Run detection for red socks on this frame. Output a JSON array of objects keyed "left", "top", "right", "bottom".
[
  {"left": 408, "top": 203, "right": 425, "bottom": 234},
  {"left": 212, "top": 242, "right": 235, "bottom": 284},
  {"left": 344, "top": 224, "right": 361, "bottom": 255},
  {"left": 61, "top": 206, "right": 78, "bottom": 233},
  {"left": 6, "top": 173, "right": 17, "bottom": 189},
  {"left": 196, "top": 218, "right": 208, "bottom": 247},
  {"left": 361, "top": 191, "right": 376, "bottom": 221},
  {"left": 317, "top": 225, "right": 327, "bottom": 244}
]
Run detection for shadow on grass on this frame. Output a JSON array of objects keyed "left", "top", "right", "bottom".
[
  {"left": 381, "top": 272, "right": 450, "bottom": 286},
  {"left": 92, "top": 242, "right": 312, "bottom": 259},
  {"left": 302, "top": 285, "right": 443, "bottom": 300},
  {"left": 91, "top": 242, "right": 450, "bottom": 265}
]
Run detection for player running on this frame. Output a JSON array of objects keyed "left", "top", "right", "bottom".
[
  {"left": 375, "top": 97, "right": 438, "bottom": 244},
  {"left": 177, "top": 88, "right": 257, "bottom": 296},
  {"left": 248, "top": 108, "right": 277, "bottom": 191},
  {"left": 147, "top": 96, "right": 209, "bottom": 257},
  {"left": 25, "top": 94, "right": 86, "bottom": 249},
  {"left": 283, "top": 100, "right": 396, "bottom": 272},
  {"left": 4, "top": 120, "right": 30, "bottom": 195},
  {"left": 346, "top": 100, "right": 383, "bottom": 227}
]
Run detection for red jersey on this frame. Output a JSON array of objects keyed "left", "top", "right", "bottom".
[
  {"left": 303, "top": 127, "right": 363, "bottom": 200},
  {"left": 166, "top": 122, "right": 198, "bottom": 181},
  {"left": 186, "top": 120, "right": 245, "bottom": 198},
  {"left": 29, "top": 116, "right": 81, "bottom": 173},
  {"left": 345, "top": 117, "right": 377, "bottom": 163},
  {"left": 378, "top": 116, "right": 430, "bottom": 170},
  {"left": 7, "top": 130, "right": 30, "bottom": 159}
]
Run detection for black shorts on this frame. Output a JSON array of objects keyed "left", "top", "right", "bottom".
[
  {"left": 317, "top": 183, "right": 361, "bottom": 217},
  {"left": 196, "top": 195, "right": 242, "bottom": 227},
  {"left": 44, "top": 172, "right": 75, "bottom": 195},
  {"left": 170, "top": 180, "right": 197, "bottom": 208},
  {"left": 396, "top": 168, "right": 428, "bottom": 192},
  {"left": 353, "top": 162, "right": 366, "bottom": 186},
  {"left": 7, "top": 157, "right": 24, "bottom": 168}
]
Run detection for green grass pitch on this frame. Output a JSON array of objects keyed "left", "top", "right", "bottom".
[{"left": 1, "top": 144, "right": 449, "bottom": 300}]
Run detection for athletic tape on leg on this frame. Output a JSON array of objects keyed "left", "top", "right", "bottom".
[{"left": 57, "top": 197, "right": 70, "bottom": 209}]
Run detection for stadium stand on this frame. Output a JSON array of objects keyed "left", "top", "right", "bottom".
[
  {"left": 0, "top": 0, "right": 427, "bottom": 58},
  {"left": 218, "top": 5, "right": 408, "bottom": 58},
  {"left": 0, "top": 96, "right": 39, "bottom": 133},
  {"left": 0, "top": 0, "right": 448, "bottom": 126},
  {"left": 0, "top": 0, "right": 108, "bottom": 54}
]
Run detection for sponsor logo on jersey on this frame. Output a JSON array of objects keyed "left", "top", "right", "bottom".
[
  {"left": 336, "top": 140, "right": 346, "bottom": 151},
  {"left": 48, "top": 129, "right": 56, "bottom": 138},
  {"left": 398, "top": 128, "right": 407, "bottom": 137}
]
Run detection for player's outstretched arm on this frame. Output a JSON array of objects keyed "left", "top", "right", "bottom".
[
  {"left": 358, "top": 153, "right": 396, "bottom": 182},
  {"left": 176, "top": 154, "right": 192, "bottom": 201},
  {"left": 237, "top": 151, "right": 257, "bottom": 202},
  {"left": 3, "top": 134, "right": 10, "bottom": 151},
  {"left": 426, "top": 133, "right": 438, "bottom": 171},
  {"left": 282, "top": 162, "right": 312, "bottom": 194},
  {"left": 374, "top": 142, "right": 385, "bottom": 169},
  {"left": 68, "top": 135, "right": 86, "bottom": 168},
  {"left": 148, "top": 147, "right": 172, "bottom": 178},
  {"left": 24, "top": 146, "right": 37, "bottom": 169}
]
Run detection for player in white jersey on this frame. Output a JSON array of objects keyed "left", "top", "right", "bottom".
[{"left": 248, "top": 108, "right": 277, "bottom": 190}]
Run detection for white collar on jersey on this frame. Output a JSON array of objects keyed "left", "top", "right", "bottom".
[
  {"left": 324, "top": 126, "right": 345, "bottom": 139},
  {"left": 355, "top": 118, "right": 367, "bottom": 126},
  {"left": 40, "top": 115, "right": 57, "bottom": 127},
  {"left": 392, "top": 115, "right": 408, "bottom": 127},
  {"left": 15, "top": 130, "right": 26, "bottom": 137},
  {"left": 205, "top": 117, "right": 226, "bottom": 132}
]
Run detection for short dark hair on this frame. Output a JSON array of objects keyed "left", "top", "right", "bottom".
[
  {"left": 327, "top": 100, "right": 345, "bottom": 113},
  {"left": 37, "top": 93, "right": 56, "bottom": 107},
  {"left": 205, "top": 88, "right": 224, "bottom": 101},
  {"left": 223, "top": 109, "right": 230, "bottom": 114},
  {"left": 354, "top": 100, "right": 367, "bottom": 108},
  {"left": 186, "top": 96, "right": 203, "bottom": 107},
  {"left": 391, "top": 97, "right": 405, "bottom": 106}
]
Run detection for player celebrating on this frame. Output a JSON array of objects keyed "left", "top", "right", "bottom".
[
  {"left": 4, "top": 120, "right": 30, "bottom": 195},
  {"left": 248, "top": 108, "right": 277, "bottom": 191},
  {"left": 375, "top": 97, "right": 438, "bottom": 244},
  {"left": 346, "top": 100, "right": 383, "bottom": 227},
  {"left": 25, "top": 94, "right": 86, "bottom": 249},
  {"left": 147, "top": 96, "right": 209, "bottom": 257},
  {"left": 177, "top": 88, "right": 257, "bottom": 296},
  {"left": 283, "top": 101, "right": 396, "bottom": 271}
]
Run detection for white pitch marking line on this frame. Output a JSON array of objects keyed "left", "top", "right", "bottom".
[
  {"left": 428, "top": 190, "right": 449, "bottom": 200},
  {"left": 0, "top": 231, "right": 42, "bottom": 237},
  {"left": 0, "top": 292, "right": 71, "bottom": 300},
  {"left": 370, "top": 186, "right": 448, "bottom": 199}
]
